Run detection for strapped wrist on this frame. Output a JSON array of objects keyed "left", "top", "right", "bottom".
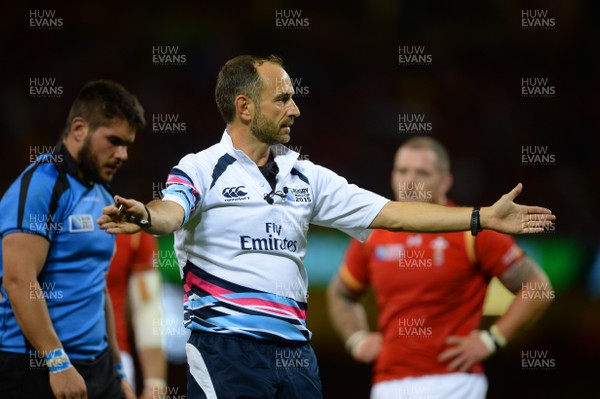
[
  {"left": 489, "top": 324, "right": 507, "bottom": 348},
  {"left": 45, "top": 347, "right": 71, "bottom": 374},
  {"left": 478, "top": 330, "right": 496, "bottom": 354},
  {"left": 144, "top": 378, "right": 168, "bottom": 388},
  {"left": 115, "top": 362, "right": 127, "bottom": 380},
  {"left": 345, "top": 330, "right": 369, "bottom": 356}
]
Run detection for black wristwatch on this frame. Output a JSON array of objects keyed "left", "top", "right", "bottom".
[
  {"left": 471, "top": 206, "right": 482, "bottom": 236},
  {"left": 127, "top": 205, "right": 152, "bottom": 228}
]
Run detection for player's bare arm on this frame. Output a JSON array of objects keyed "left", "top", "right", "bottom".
[
  {"left": 370, "top": 183, "right": 555, "bottom": 234},
  {"left": 129, "top": 269, "right": 168, "bottom": 399},
  {"left": 2, "top": 233, "right": 88, "bottom": 397},
  {"left": 439, "top": 256, "right": 553, "bottom": 372},
  {"left": 494, "top": 256, "right": 553, "bottom": 341},
  {"left": 97, "top": 196, "right": 185, "bottom": 236},
  {"left": 327, "top": 274, "right": 382, "bottom": 363}
]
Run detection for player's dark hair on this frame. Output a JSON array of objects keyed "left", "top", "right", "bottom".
[
  {"left": 63, "top": 80, "right": 145, "bottom": 137},
  {"left": 215, "top": 54, "right": 284, "bottom": 124},
  {"left": 400, "top": 136, "right": 451, "bottom": 172}
]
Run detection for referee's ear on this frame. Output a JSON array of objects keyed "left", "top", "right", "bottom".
[{"left": 234, "top": 94, "right": 254, "bottom": 124}]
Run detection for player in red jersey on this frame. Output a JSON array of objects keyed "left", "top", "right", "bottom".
[
  {"left": 327, "top": 136, "right": 553, "bottom": 399},
  {"left": 107, "top": 232, "right": 167, "bottom": 399}
]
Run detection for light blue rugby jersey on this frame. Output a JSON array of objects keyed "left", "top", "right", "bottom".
[{"left": 0, "top": 142, "right": 115, "bottom": 360}]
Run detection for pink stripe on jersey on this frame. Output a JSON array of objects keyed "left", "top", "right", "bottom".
[
  {"left": 167, "top": 175, "right": 194, "bottom": 186},
  {"left": 186, "top": 271, "right": 233, "bottom": 297},
  {"left": 232, "top": 297, "right": 306, "bottom": 320},
  {"left": 185, "top": 270, "right": 306, "bottom": 320}
]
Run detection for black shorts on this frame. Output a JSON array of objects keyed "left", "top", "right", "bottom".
[
  {"left": 186, "top": 331, "right": 323, "bottom": 399},
  {"left": 0, "top": 348, "right": 124, "bottom": 399}
]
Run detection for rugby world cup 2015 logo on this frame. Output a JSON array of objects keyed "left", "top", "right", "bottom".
[{"left": 284, "top": 187, "right": 311, "bottom": 203}]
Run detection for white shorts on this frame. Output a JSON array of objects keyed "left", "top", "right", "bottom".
[{"left": 371, "top": 373, "right": 488, "bottom": 399}]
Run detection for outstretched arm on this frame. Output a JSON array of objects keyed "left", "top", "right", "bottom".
[
  {"left": 370, "top": 183, "right": 555, "bottom": 235},
  {"left": 97, "top": 196, "right": 185, "bottom": 236}
]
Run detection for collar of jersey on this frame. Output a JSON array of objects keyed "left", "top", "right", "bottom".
[
  {"left": 221, "top": 131, "right": 300, "bottom": 179},
  {"left": 54, "top": 141, "right": 95, "bottom": 188}
]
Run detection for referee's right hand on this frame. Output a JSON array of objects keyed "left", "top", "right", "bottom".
[
  {"left": 97, "top": 195, "right": 144, "bottom": 235},
  {"left": 49, "top": 366, "right": 88, "bottom": 399}
]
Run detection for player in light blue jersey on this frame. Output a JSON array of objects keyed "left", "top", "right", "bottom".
[
  {"left": 98, "top": 55, "right": 555, "bottom": 399},
  {"left": 0, "top": 80, "right": 145, "bottom": 399}
]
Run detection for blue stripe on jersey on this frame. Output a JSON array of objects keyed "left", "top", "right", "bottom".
[
  {"left": 45, "top": 164, "right": 70, "bottom": 240},
  {"left": 291, "top": 168, "right": 310, "bottom": 185},
  {"left": 162, "top": 185, "right": 196, "bottom": 223},
  {"left": 164, "top": 168, "right": 202, "bottom": 224},
  {"left": 183, "top": 262, "right": 311, "bottom": 343},
  {"left": 170, "top": 167, "right": 195, "bottom": 182},
  {"left": 185, "top": 263, "right": 307, "bottom": 308},
  {"left": 189, "top": 315, "right": 308, "bottom": 341},
  {"left": 185, "top": 313, "right": 309, "bottom": 342},
  {"left": 187, "top": 296, "right": 306, "bottom": 324},
  {"left": 209, "top": 153, "right": 236, "bottom": 189},
  {"left": 16, "top": 163, "right": 42, "bottom": 232}
]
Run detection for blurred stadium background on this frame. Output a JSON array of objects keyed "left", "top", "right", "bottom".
[{"left": 2, "top": 1, "right": 598, "bottom": 397}]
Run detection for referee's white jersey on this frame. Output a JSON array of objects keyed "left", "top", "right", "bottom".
[{"left": 162, "top": 131, "right": 389, "bottom": 342}]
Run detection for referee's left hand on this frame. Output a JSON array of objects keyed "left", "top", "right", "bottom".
[
  {"left": 97, "top": 195, "right": 144, "bottom": 234},
  {"left": 482, "top": 183, "right": 555, "bottom": 234}
]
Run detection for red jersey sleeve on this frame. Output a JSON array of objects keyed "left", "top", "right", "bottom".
[
  {"left": 131, "top": 232, "right": 158, "bottom": 272},
  {"left": 475, "top": 230, "right": 525, "bottom": 279},
  {"left": 339, "top": 237, "right": 371, "bottom": 294}
]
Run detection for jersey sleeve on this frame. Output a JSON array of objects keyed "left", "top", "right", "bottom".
[
  {"left": 0, "top": 164, "right": 67, "bottom": 241},
  {"left": 338, "top": 238, "right": 371, "bottom": 294},
  {"left": 475, "top": 230, "right": 525, "bottom": 279},
  {"left": 131, "top": 232, "right": 158, "bottom": 272},
  {"left": 308, "top": 163, "right": 390, "bottom": 242},
  {"left": 161, "top": 154, "right": 206, "bottom": 225}
]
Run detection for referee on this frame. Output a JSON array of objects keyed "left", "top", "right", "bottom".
[
  {"left": 0, "top": 80, "right": 145, "bottom": 398},
  {"left": 98, "top": 55, "right": 555, "bottom": 399}
]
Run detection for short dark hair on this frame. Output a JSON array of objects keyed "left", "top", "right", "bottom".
[
  {"left": 215, "top": 54, "right": 284, "bottom": 123},
  {"left": 400, "top": 136, "right": 451, "bottom": 172},
  {"left": 63, "top": 80, "right": 145, "bottom": 137}
]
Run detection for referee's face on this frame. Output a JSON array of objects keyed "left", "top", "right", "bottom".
[
  {"left": 391, "top": 147, "right": 449, "bottom": 204},
  {"left": 78, "top": 118, "right": 135, "bottom": 183},
  {"left": 250, "top": 62, "right": 300, "bottom": 145}
]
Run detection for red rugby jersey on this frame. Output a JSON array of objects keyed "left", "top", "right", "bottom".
[{"left": 340, "top": 228, "right": 523, "bottom": 383}]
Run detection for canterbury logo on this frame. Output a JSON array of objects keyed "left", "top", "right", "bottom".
[{"left": 222, "top": 186, "right": 248, "bottom": 198}]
